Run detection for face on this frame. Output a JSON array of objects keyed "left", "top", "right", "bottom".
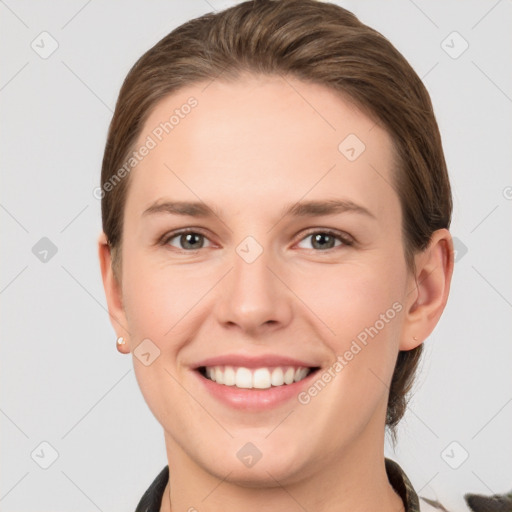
[{"left": 114, "top": 74, "right": 415, "bottom": 484}]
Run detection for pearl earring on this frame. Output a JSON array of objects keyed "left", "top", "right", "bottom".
[{"left": 116, "top": 336, "right": 126, "bottom": 348}]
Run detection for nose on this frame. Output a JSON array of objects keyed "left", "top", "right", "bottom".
[{"left": 214, "top": 242, "right": 293, "bottom": 337}]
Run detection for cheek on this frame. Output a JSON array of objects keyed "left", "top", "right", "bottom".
[
  {"left": 121, "top": 254, "right": 198, "bottom": 424},
  {"left": 291, "top": 258, "right": 407, "bottom": 412},
  {"left": 292, "top": 260, "right": 406, "bottom": 343},
  {"left": 121, "top": 251, "right": 178, "bottom": 341},
  {"left": 301, "top": 266, "right": 405, "bottom": 417},
  {"left": 121, "top": 249, "right": 219, "bottom": 352}
]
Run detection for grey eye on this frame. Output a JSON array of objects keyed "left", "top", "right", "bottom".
[
  {"left": 297, "top": 232, "right": 344, "bottom": 251},
  {"left": 166, "top": 231, "right": 212, "bottom": 250}
]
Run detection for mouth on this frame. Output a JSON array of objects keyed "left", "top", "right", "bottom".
[
  {"left": 197, "top": 365, "right": 320, "bottom": 390},
  {"left": 191, "top": 354, "right": 324, "bottom": 409}
]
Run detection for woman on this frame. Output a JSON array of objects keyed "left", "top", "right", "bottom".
[{"left": 97, "top": 1, "right": 454, "bottom": 510}]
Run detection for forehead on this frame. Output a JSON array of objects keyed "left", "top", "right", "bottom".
[{"left": 126, "top": 74, "right": 399, "bottom": 221}]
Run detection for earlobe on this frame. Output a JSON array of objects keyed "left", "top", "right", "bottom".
[
  {"left": 400, "top": 229, "right": 454, "bottom": 351},
  {"left": 116, "top": 336, "right": 130, "bottom": 354},
  {"left": 97, "top": 232, "right": 130, "bottom": 350}
]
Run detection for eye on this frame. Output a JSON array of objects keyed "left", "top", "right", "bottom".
[
  {"left": 159, "top": 228, "right": 353, "bottom": 252},
  {"left": 161, "top": 229, "right": 213, "bottom": 251},
  {"left": 296, "top": 230, "right": 353, "bottom": 251}
]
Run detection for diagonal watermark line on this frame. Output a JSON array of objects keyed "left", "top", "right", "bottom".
[
  {"left": 471, "top": 266, "right": 512, "bottom": 308},
  {"left": 164, "top": 163, "right": 233, "bottom": 233},
  {"left": 202, "top": 0, "right": 217, "bottom": 13},
  {"left": 421, "top": 61, "right": 439, "bottom": 81},
  {"left": 265, "top": 409, "right": 294, "bottom": 438},
  {"left": 61, "top": 0, "right": 93, "bottom": 29},
  {"left": 368, "top": 367, "right": 391, "bottom": 391},
  {"left": 368, "top": 367, "right": 439, "bottom": 437},
  {"left": 408, "top": 408, "right": 439, "bottom": 438},
  {"left": 407, "top": 0, "right": 439, "bottom": 28},
  {"left": 406, "top": 264, "right": 440, "bottom": 300},
  {"left": 470, "top": 204, "right": 499, "bottom": 233},
  {"left": 0, "top": 472, "right": 29, "bottom": 502},
  {"left": 60, "top": 204, "right": 89, "bottom": 233},
  {"left": 0, "top": 265, "right": 28, "bottom": 295},
  {"left": 0, "top": 61, "right": 29, "bottom": 91},
  {"left": 163, "top": 367, "right": 234, "bottom": 438},
  {"left": 471, "top": 61, "right": 512, "bottom": 104},
  {"left": 0, "top": 408, "right": 29, "bottom": 438},
  {"left": 471, "top": 0, "right": 502, "bottom": 30},
  {"left": 200, "top": 62, "right": 230, "bottom": 93},
  {"left": 60, "top": 265, "right": 130, "bottom": 333},
  {"left": 417, "top": 472, "right": 439, "bottom": 494},
  {"left": 265, "top": 265, "right": 336, "bottom": 336},
  {"left": 266, "top": 164, "right": 337, "bottom": 234},
  {"left": 471, "top": 396, "right": 512, "bottom": 439},
  {"left": 279, "top": 73, "right": 336, "bottom": 131},
  {"left": 0, "top": 203, "right": 29, "bottom": 233},
  {"left": 368, "top": 120, "right": 381, "bottom": 132},
  {"left": 61, "top": 369, "right": 132, "bottom": 439},
  {"left": 471, "top": 470, "right": 496, "bottom": 494},
  {"left": 0, "top": 0, "right": 29, "bottom": 28},
  {"left": 201, "top": 470, "right": 233, "bottom": 502},
  {"left": 369, "top": 162, "right": 394, "bottom": 192},
  {"left": 61, "top": 61, "right": 114, "bottom": 112},
  {"left": 61, "top": 471, "right": 104, "bottom": 511},
  {"left": 265, "top": 470, "right": 311, "bottom": 512},
  {"left": 164, "top": 267, "right": 233, "bottom": 336}
]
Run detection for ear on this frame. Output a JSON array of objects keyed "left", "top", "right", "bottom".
[
  {"left": 400, "top": 228, "right": 454, "bottom": 351},
  {"left": 98, "top": 232, "right": 130, "bottom": 354}
]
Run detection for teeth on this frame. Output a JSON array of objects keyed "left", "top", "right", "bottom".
[
  {"left": 295, "top": 367, "right": 309, "bottom": 382},
  {"left": 236, "top": 367, "right": 253, "bottom": 388},
  {"left": 224, "top": 366, "right": 236, "bottom": 386},
  {"left": 203, "top": 366, "right": 311, "bottom": 389},
  {"left": 271, "top": 367, "right": 284, "bottom": 386},
  {"left": 284, "top": 367, "right": 295, "bottom": 385}
]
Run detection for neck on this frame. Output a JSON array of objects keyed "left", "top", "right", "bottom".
[{"left": 159, "top": 415, "right": 404, "bottom": 512}]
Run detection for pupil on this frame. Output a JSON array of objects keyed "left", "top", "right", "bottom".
[
  {"left": 179, "top": 233, "right": 335, "bottom": 250},
  {"left": 183, "top": 233, "right": 202, "bottom": 249},
  {"left": 314, "top": 233, "right": 333, "bottom": 250}
]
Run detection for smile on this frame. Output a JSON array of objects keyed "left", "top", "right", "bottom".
[
  {"left": 192, "top": 354, "right": 322, "bottom": 409},
  {"left": 199, "top": 365, "right": 314, "bottom": 389}
]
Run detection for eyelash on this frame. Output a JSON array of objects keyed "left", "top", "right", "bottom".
[{"left": 158, "top": 228, "right": 354, "bottom": 252}]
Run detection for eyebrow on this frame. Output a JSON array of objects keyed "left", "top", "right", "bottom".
[{"left": 141, "top": 199, "right": 375, "bottom": 220}]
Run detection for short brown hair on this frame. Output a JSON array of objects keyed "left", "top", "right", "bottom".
[{"left": 100, "top": 0, "right": 452, "bottom": 440}]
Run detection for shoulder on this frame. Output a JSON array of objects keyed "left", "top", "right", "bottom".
[
  {"left": 385, "top": 458, "right": 458, "bottom": 512},
  {"left": 134, "top": 465, "right": 169, "bottom": 512},
  {"left": 386, "top": 458, "right": 475, "bottom": 512},
  {"left": 385, "top": 458, "right": 422, "bottom": 512}
]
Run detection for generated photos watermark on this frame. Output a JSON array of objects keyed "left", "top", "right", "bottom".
[
  {"left": 93, "top": 96, "right": 198, "bottom": 200},
  {"left": 297, "top": 301, "right": 403, "bottom": 405}
]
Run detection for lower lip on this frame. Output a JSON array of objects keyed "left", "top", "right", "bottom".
[{"left": 194, "top": 370, "right": 318, "bottom": 410}]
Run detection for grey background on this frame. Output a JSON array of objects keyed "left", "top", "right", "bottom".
[{"left": 1, "top": 1, "right": 511, "bottom": 511}]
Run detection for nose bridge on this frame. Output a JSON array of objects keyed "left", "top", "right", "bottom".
[
  {"left": 215, "top": 233, "right": 292, "bottom": 332},
  {"left": 232, "top": 234, "right": 278, "bottom": 307}
]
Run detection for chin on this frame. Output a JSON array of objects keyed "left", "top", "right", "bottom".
[
  {"left": 196, "top": 436, "right": 314, "bottom": 487},
  {"left": 209, "top": 457, "right": 308, "bottom": 488}
]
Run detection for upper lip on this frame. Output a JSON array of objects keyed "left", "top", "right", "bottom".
[{"left": 193, "top": 354, "right": 320, "bottom": 370}]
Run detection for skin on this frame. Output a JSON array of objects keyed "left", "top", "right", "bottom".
[{"left": 98, "top": 74, "right": 454, "bottom": 512}]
